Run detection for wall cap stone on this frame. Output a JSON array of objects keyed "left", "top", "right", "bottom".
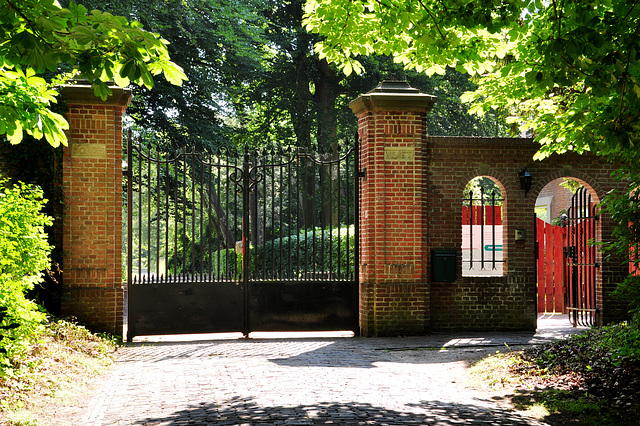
[
  {"left": 349, "top": 80, "right": 437, "bottom": 115},
  {"left": 61, "top": 82, "right": 132, "bottom": 107}
]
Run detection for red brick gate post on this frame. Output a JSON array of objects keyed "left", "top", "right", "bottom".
[
  {"left": 350, "top": 81, "right": 437, "bottom": 336},
  {"left": 60, "top": 83, "right": 131, "bottom": 337}
]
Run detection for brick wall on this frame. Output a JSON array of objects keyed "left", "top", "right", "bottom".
[
  {"left": 426, "top": 136, "right": 628, "bottom": 330},
  {"left": 60, "top": 84, "right": 131, "bottom": 336},
  {"left": 352, "top": 82, "right": 629, "bottom": 335},
  {"left": 537, "top": 177, "right": 576, "bottom": 222}
]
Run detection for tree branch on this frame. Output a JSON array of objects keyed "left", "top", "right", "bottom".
[
  {"left": 416, "top": 0, "right": 445, "bottom": 40},
  {"left": 624, "top": 0, "right": 640, "bottom": 21},
  {"left": 618, "top": 18, "right": 640, "bottom": 122},
  {"left": 551, "top": 0, "right": 559, "bottom": 36},
  {"left": 5, "top": 0, "right": 55, "bottom": 50}
]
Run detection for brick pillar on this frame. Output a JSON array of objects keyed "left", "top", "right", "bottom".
[
  {"left": 350, "top": 81, "right": 437, "bottom": 336},
  {"left": 60, "top": 84, "right": 131, "bottom": 337}
]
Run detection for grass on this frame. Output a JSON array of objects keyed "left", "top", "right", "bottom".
[
  {"left": 0, "top": 319, "right": 118, "bottom": 426},
  {"left": 467, "top": 323, "right": 640, "bottom": 425}
]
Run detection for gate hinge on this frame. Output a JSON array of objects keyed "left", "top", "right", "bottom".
[{"left": 358, "top": 167, "right": 367, "bottom": 180}]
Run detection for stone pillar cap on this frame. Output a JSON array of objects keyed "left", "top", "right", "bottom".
[
  {"left": 350, "top": 79, "right": 437, "bottom": 115},
  {"left": 61, "top": 79, "right": 132, "bottom": 107},
  {"left": 367, "top": 79, "right": 421, "bottom": 94}
]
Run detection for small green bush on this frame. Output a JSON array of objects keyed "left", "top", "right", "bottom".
[
  {"left": 526, "top": 322, "right": 640, "bottom": 408},
  {"left": 210, "top": 226, "right": 356, "bottom": 280},
  {"left": 0, "top": 179, "right": 51, "bottom": 368},
  {"left": 210, "top": 247, "right": 240, "bottom": 280},
  {"left": 252, "top": 226, "right": 356, "bottom": 279}
]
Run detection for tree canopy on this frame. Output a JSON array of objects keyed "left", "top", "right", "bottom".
[
  {"left": 303, "top": 0, "right": 640, "bottom": 159},
  {"left": 62, "top": 0, "right": 267, "bottom": 153},
  {"left": 56, "top": 0, "right": 505, "bottom": 155},
  {"left": 0, "top": 0, "right": 187, "bottom": 147}
]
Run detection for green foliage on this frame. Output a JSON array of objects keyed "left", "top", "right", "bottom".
[
  {"left": 403, "top": 67, "right": 508, "bottom": 137},
  {"left": 601, "top": 152, "right": 640, "bottom": 320},
  {"left": 612, "top": 276, "right": 640, "bottom": 322},
  {"left": 304, "top": 0, "right": 640, "bottom": 159},
  {"left": 68, "top": 0, "right": 266, "bottom": 153},
  {"left": 0, "top": 179, "right": 50, "bottom": 364},
  {"left": 209, "top": 248, "right": 241, "bottom": 280},
  {"left": 54, "top": 0, "right": 506, "bottom": 155},
  {"left": 252, "top": 226, "right": 356, "bottom": 278},
  {"left": 550, "top": 209, "right": 568, "bottom": 227},
  {"left": 0, "top": 318, "right": 117, "bottom": 419},
  {"left": 0, "top": 307, "right": 18, "bottom": 354},
  {"left": 522, "top": 323, "right": 640, "bottom": 419},
  {"left": 1, "top": 0, "right": 187, "bottom": 147},
  {"left": 463, "top": 177, "right": 502, "bottom": 205},
  {"left": 211, "top": 226, "right": 356, "bottom": 279},
  {"left": 559, "top": 179, "right": 582, "bottom": 194},
  {"left": 510, "top": 388, "right": 618, "bottom": 425}
]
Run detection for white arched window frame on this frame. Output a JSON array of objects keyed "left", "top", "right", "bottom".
[{"left": 462, "top": 178, "right": 504, "bottom": 277}]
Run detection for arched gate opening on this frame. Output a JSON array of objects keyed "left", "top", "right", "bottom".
[{"left": 535, "top": 178, "right": 601, "bottom": 326}]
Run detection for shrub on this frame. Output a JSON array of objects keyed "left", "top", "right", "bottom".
[
  {"left": 0, "top": 179, "right": 51, "bottom": 367},
  {"left": 252, "top": 226, "right": 356, "bottom": 279},
  {"left": 602, "top": 152, "right": 640, "bottom": 321},
  {"left": 210, "top": 225, "right": 356, "bottom": 280}
]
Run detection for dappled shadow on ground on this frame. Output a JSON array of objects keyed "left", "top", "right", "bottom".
[
  {"left": 119, "top": 337, "right": 545, "bottom": 369},
  {"left": 118, "top": 317, "right": 583, "bottom": 368},
  {"left": 135, "top": 397, "right": 540, "bottom": 425}
]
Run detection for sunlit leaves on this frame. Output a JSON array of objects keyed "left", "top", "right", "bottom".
[
  {"left": 0, "top": 180, "right": 51, "bottom": 358},
  {"left": 0, "top": 0, "right": 188, "bottom": 147},
  {"left": 305, "top": 0, "right": 640, "bottom": 159},
  {"left": 0, "top": 65, "right": 69, "bottom": 147}
]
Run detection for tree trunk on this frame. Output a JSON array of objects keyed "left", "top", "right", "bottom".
[
  {"left": 204, "top": 181, "right": 235, "bottom": 249},
  {"left": 315, "top": 59, "right": 342, "bottom": 227}
]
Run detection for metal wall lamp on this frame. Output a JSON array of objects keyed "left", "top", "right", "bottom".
[{"left": 519, "top": 167, "right": 532, "bottom": 195}]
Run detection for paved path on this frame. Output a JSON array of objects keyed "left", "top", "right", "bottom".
[{"left": 73, "top": 314, "right": 583, "bottom": 425}]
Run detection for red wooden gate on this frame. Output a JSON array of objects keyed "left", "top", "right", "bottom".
[{"left": 536, "top": 217, "right": 566, "bottom": 313}]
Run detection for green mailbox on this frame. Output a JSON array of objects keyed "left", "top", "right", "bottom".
[{"left": 431, "top": 249, "right": 457, "bottom": 282}]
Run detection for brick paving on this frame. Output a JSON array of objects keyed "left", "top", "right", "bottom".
[{"left": 72, "top": 314, "right": 581, "bottom": 425}]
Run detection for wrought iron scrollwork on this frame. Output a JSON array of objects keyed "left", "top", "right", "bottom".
[
  {"left": 229, "top": 169, "right": 243, "bottom": 193},
  {"left": 248, "top": 168, "right": 263, "bottom": 193}
]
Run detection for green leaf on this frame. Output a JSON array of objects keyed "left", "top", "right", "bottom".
[
  {"left": 139, "top": 64, "right": 154, "bottom": 89},
  {"left": 70, "top": 25, "right": 97, "bottom": 46},
  {"left": 159, "top": 61, "right": 187, "bottom": 86},
  {"left": 92, "top": 80, "right": 112, "bottom": 101},
  {"left": 343, "top": 61, "right": 353, "bottom": 76},
  {"left": 7, "top": 122, "right": 23, "bottom": 145}
]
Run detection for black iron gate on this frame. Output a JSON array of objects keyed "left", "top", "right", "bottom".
[
  {"left": 565, "top": 187, "right": 599, "bottom": 327},
  {"left": 125, "top": 137, "right": 359, "bottom": 340}
]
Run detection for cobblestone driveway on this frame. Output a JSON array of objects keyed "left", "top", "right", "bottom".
[{"left": 56, "top": 315, "right": 580, "bottom": 425}]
